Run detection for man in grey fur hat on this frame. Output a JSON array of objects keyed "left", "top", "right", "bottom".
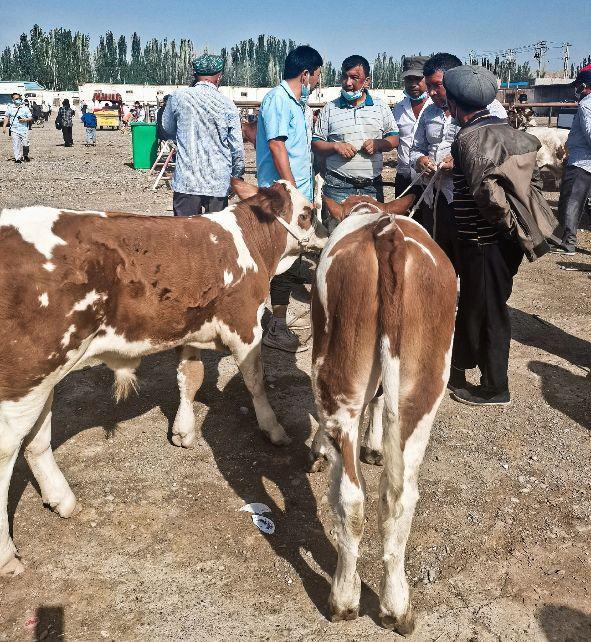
[{"left": 444, "top": 65, "right": 561, "bottom": 407}]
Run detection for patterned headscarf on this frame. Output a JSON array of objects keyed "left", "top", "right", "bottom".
[{"left": 193, "top": 53, "right": 225, "bottom": 76}]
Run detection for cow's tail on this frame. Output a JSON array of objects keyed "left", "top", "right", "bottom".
[{"left": 373, "top": 216, "right": 407, "bottom": 495}]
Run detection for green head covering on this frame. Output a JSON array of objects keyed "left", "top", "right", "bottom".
[{"left": 193, "top": 53, "right": 225, "bottom": 76}]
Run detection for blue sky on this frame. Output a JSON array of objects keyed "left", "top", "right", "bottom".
[{"left": 0, "top": 0, "right": 589, "bottom": 71}]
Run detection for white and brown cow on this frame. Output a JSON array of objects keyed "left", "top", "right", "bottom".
[
  {"left": 310, "top": 195, "right": 457, "bottom": 634},
  {"left": 0, "top": 180, "right": 326, "bottom": 576}
]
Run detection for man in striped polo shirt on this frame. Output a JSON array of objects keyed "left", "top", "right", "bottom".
[
  {"left": 444, "top": 65, "right": 560, "bottom": 407},
  {"left": 312, "top": 55, "right": 399, "bottom": 232}
]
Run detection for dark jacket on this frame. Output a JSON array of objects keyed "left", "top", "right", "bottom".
[{"left": 452, "top": 114, "right": 563, "bottom": 261}]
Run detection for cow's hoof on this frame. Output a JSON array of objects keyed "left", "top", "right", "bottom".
[
  {"left": 330, "top": 606, "right": 359, "bottom": 622},
  {"left": 171, "top": 432, "right": 195, "bottom": 449},
  {"left": 308, "top": 453, "right": 327, "bottom": 473},
  {"left": 380, "top": 610, "right": 416, "bottom": 636},
  {"left": 0, "top": 555, "right": 25, "bottom": 577},
  {"left": 360, "top": 446, "right": 383, "bottom": 466},
  {"left": 268, "top": 430, "right": 292, "bottom": 446},
  {"left": 45, "top": 489, "right": 77, "bottom": 518}
]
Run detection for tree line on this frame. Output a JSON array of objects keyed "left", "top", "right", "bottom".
[
  {"left": 1, "top": 25, "right": 410, "bottom": 91},
  {"left": 469, "top": 55, "right": 534, "bottom": 83}
]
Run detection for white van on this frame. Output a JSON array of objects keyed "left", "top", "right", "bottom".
[{"left": 0, "top": 82, "right": 27, "bottom": 119}]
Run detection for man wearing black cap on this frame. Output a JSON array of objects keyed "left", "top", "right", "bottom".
[
  {"left": 551, "top": 65, "right": 591, "bottom": 255},
  {"left": 392, "top": 56, "right": 431, "bottom": 198},
  {"left": 443, "top": 65, "right": 561, "bottom": 406}
]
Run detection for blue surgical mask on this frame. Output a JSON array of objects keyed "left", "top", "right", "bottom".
[
  {"left": 300, "top": 83, "right": 311, "bottom": 106},
  {"left": 14, "top": 98, "right": 22, "bottom": 105},
  {"left": 341, "top": 88, "right": 363, "bottom": 102},
  {"left": 403, "top": 90, "right": 428, "bottom": 102}
]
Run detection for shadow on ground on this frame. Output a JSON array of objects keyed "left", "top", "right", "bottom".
[{"left": 537, "top": 603, "right": 591, "bottom": 642}]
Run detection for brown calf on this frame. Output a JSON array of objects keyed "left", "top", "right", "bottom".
[
  {"left": 0, "top": 181, "right": 327, "bottom": 576},
  {"left": 311, "top": 195, "right": 457, "bottom": 633}
]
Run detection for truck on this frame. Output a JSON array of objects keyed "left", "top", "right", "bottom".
[{"left": 0, "top": 82, "right": 27, "bottom": 120}]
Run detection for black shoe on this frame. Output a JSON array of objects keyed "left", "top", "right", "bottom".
[
  {"left": 451, "top": 386, "right": 511, "bottom": 406},
  {"left": 549, "top": 247, "right": 576, "bottom": 256},
  {"left": 23, "top": 156, "right": 30, "bottom": 162},
  {"left": 15, "top": 159, "right": 22, "bottom": 164},
  {"left": 447, "top": 367, "right": 467, "bottom": 392}
]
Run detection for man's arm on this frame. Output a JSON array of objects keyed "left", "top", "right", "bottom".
[
  {"left": 459, "top": 140, "right": 512, "bottom": 229},
  {"left": 160, "top": 96, "right": 177, "bottom": 139},
  {"left": 268, "top": 138, "right": 296, "bottom": 186},
  {"left": 311, "top": 103, "right": 357, "bottom": 159},
  {"left": 410, "top": 111, "right": 436, "bottom": 175},
  {"left": 579, "top": 100, "right": 591, "bottom": 149},
  {"left": 2, "top": 115, "right": 8, "bottom": 133},
  {"left": 227, "top": 107, "right": 245, "bottom": 179}
]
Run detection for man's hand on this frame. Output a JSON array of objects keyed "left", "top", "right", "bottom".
[
  {"left": 439, "top": 154, "right": 454, "bottom": 173},
  {"left": 417, "top": 155, "right": 437, "bottom": 176},
  {"left": 333, "top": 142, "right": 357, "bottom": 159},
  {"left": 360, "top": 139, "right": 380, "bottom": 156}
]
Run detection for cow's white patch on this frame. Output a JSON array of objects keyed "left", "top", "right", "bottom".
[
  {"left": 403, "top": 236, "right": 436, "bottom": 265},
  {"left": 38, "top": 293, "right": 49, "bottom": 307},
  {"left": 210, "top": 233, "right": 218, "bottom": 244},
  {"left": 85, "top": 326, "right": 152, "bottom": 360},
  {"left": 43, "top": 262, "right": 55, "bottom": 272},
  {"left": 69, "top": 289, "right": 102, "bottom": 315},
  {"left": 223, "top": 270, "right": 233, "bottom": 286},
  {"left": 61, "top": 324, "right": 76, "bottom": 348},
  {"left": 204, "top": 206, "right": 258, "bottom": 273},
  {"left": 0, "top": 206, "right": 66, "bottom": 260}
]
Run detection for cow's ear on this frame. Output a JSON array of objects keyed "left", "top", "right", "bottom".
[
  {"left": 323, "top": 196, "right": 345, "bottom": 221},
  {"left": 383, "top": 194, "right": 416, "bottom": 215},
  {"left": 232, "top": 178, "right": 259, "bottom": 200}
]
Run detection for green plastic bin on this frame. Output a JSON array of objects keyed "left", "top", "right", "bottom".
[{"left": 130, "top": 122, "right": 158, "bottom": 169}]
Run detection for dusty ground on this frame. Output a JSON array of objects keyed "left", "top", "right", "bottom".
[{"left": 1, "top": 121, "right": 590, "bottom": 642}]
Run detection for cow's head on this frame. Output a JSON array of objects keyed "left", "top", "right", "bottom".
[
  {"left": 323, "top": 193, "right": 416, "bottom": 222},
  {"left": 232, "top": 179, "right": 328, "bottom": 266}
]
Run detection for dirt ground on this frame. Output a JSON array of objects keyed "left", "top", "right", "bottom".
[{"left": 1, "top": 121, "right": 590, "bottom": 642}]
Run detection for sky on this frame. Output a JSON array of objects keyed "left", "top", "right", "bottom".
[{"left": 0, "top": 0, "right": 589, "bottom": 73}]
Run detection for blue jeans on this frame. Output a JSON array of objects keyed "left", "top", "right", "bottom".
[{"left": 321, "top": 173, "right": 384, "bottom": 233}]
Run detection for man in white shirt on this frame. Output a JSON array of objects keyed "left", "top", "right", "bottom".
[{"left": 392, "top": 56, "right": 431, "bottom": 198}]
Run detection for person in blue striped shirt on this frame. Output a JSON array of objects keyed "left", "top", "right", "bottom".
[{"left": 162, "top": 53, "right": 245, "bottom": 216}]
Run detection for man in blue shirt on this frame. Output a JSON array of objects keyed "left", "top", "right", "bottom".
[
  {"left": 551, "top": 65, "right": 591, "bottom": 255},
  {"left": 2, "top": 93, "right": 33, "bottom": 163},
  {"left": 257, "top": 45, "right": 323, "bottom": 352}
]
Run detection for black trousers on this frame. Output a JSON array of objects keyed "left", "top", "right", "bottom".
[
  {"left": 62, "top": 126, "right": 73, "bottom": 146},
  {"left": 173, "top": 192, "right": 227, "bottom": 216},
  {"left": 270, "top": 258, "right": 301, "bottom": 307},
  {"left": 557, "top": 165, "right": 591, "bottom": 251},
  {"left": 452, "top": 238, "right": 524, "bottom": 393}
]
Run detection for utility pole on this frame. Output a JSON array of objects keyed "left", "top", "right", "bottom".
[
  {"left": 562, "top": 42, "right": 572, "bottom": 78},
  {"left": 504, "top": 48, "right": 516, "bottom": 86},
  {"left": 533, "top": 41, "right": 548, "bottom": 77}
]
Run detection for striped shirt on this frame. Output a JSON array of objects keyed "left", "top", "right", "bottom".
[
  {"left": 452, "top": 111, "right": 501, "bottom": 245},
  {"left": 312, "top": 91, "right": 398, "bottom": 179},
  {"left": 162, "top": 82, "right": 245, "bottom": 197}
]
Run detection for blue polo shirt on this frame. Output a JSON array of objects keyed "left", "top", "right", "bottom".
[{"left": 256, "top": 80, "right": 312, "bottom": 201}]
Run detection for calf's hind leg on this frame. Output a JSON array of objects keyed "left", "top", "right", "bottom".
[
  {"left": 378, "top": 369, "right": 446, "bottom": 634},
  {"left": 171, "top": 345, "right": 204, "bottom": 449},
  {"left": 324, "top": 408, "right": 366, "bottom": 621},
  {"left": 24, "top": 391, "right": 77, "bottom": 517}
]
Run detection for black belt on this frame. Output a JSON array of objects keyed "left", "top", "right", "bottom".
[{"left": 327, "top": 170, "right": 382, "bottom": 188}]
